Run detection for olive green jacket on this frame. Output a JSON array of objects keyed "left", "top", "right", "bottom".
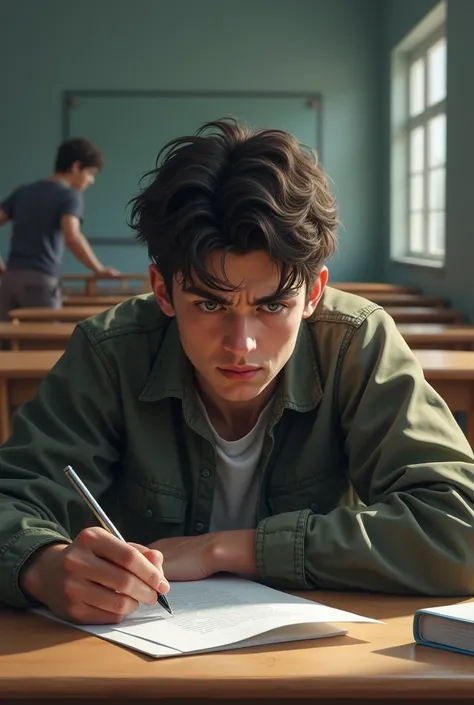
[{"left": 1, "top": 288, "right": 474, "bottom": 608}]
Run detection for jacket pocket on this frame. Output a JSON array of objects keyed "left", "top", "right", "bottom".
[
  {"left": 119, "top": 481, "right": 187, "bottom": 543},
  {"left": 267, "top": 474, "right": 347, "bottom": 516}
]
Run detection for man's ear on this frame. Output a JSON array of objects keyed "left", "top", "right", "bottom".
[
  {"left": 70, "top": 160, "right": 82, "bottom": 175},
  {"left": 149, "top": 265, "right": 175, "bottom": 317},
  {"left": 302, "top": 266, "right": 328, "bottom": 319}
]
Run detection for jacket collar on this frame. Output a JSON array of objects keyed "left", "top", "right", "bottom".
[{"left": 139, "top": 318, "right": 322, "bottom": 413}]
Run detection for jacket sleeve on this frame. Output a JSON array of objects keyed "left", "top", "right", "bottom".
[
  {"left": 0, "top": 326, "right": 123, "bottom": 607},
  {"left": 255, "top": 309, "right": 474, "bottom": 595}
]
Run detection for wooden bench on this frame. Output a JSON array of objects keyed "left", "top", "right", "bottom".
[
  {"left": 63, "top": 294, "right": 133, "bottom": 307},
  {"left": 414, "top": 349, "right": 474, "bottom": 448},
  {"left": 331, "top": 282, "right": 420, "bottom": 294},
  {"left": 366, "top": 293, "right": 446, "bottom": 307},
  {"left": 61, "top": 273, "right": 149, "bottom": 295},
  {"left": 398, "top": 324, "right": 474, "bottom": 350},
  {"left": 8, "top": 306, "right": 107, "bottom": 323},
  {"left": 0, "top": 350, "right": 63, "bottom": 442},
  {"left": 0, "top": 322, "right": 76, "bottom": 350},
  {"left": 386, "top": 307, "right": 464, "bottom": 324},
  {"left": 0, "top": 348, "right": 472, "bottom": 451},
  {"left": 62, "top": 285, "right": 145, "bottom": 297}
]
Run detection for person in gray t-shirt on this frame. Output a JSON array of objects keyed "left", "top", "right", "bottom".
[{"left": 0, "top": 137, "right": 120, "bottom": 319}]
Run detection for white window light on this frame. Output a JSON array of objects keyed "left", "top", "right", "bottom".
[{"left": 390, "top": 2, "right": 447, "bottom": 267}]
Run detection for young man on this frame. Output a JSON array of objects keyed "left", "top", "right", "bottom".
[
  {"left": 0, "top": 118, "right": 474, "bottom": 626},
  {"left": 0, "top": 138, "right": 119, "bottom": 318}
]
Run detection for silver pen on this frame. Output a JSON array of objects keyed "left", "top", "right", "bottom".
[{"left": 63, "top": 464, "right": 172, "bottom": 616}]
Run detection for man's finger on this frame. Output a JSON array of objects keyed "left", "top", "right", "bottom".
[
  {"left": 129, "top": 543, "right": 169, "bottom": 592},
  {"left": 78, "top": 529, "right": 164, "bottom": 591}
]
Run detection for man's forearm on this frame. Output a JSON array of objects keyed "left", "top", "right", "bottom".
[
  {"left": 65, "top": 233, "right": 104, "bottom": 273},
  {"left": 211, "top": 529, "right": 257, "bottom": 577}
]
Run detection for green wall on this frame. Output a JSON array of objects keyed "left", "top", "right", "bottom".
[
  {"left": 1, "top": 0, "right": 381, "bottom": 281},
  {"left": 383, "top": 0, "right": 474, "bottom": 320}
]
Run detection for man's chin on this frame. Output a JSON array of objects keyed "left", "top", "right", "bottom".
[{"left": 214, "top": 380, "right": 272, "bottom": 403}]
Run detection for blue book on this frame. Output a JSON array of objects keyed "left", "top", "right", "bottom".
[{"left": 414, "top": 602, "right": 474, "bottom": 656}]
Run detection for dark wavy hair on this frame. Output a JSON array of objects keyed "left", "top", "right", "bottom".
[
  {"left": 55, "top": 138, "right": 104, "bottom": 173},
  {"left": 130, "top": 117, "right": 338, "bottom": 296}
]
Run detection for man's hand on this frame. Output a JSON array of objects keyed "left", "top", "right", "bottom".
[
  {"left": 149, "top": 530, "right": 257, "bottom": 581},
  {"left": 96, "top": 266, "right": 120, "bottom": 278},
  {"left": 20, "top": 527, "right": 169, "bottom": 624}
]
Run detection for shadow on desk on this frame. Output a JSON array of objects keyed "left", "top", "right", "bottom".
[
  {"left": 1, "top": 590, "right": 466, "bottom": 659},
  {"left": 375, "top": 642, "right": 474, "bottom": 671},
  {"left": 312, "top": 590, "right": 465, "bottom": 622},
  {"left": 1, "top": 605, "right": 368, "bottom": 659},
  {"left": 0, "top": 609, "right": 89, "bottom": 656}
]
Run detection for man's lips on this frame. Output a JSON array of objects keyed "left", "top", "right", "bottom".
[{"left": 217, "top": 366, "right": 262, "bottom": 380}]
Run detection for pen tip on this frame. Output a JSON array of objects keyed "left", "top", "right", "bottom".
[{"left": 158, "top": 594, "right": 173, "bottom": 616}]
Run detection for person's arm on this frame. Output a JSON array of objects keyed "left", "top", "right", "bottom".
[
  {"left": 61, "top": 214, "right": 119, "bottom": 277},
  {"left": 252, "top": 309, "right": 474, "bottom": 596},
  {"left": 0, "top": 324, "right": 156, "bottom": 612}
]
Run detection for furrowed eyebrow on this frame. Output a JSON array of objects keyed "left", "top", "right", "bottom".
[
  {"left": 182, "top": 284, "right": 299, "bottom": 306},
  {"left": 182, "top": 285, "right": 231, "bottom": 305},
  {"left": 252, "top": 290, "right": 299, "bottom": 306}
]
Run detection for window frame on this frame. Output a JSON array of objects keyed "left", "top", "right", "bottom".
[{"left": 390, "top": 2, "right": 447, "bottom": 268}]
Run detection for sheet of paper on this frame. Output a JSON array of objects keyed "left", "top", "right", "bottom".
[
  {"left": 113, "top": 577, "right": 379, "bottom": 652},
  {"left": 81, "top": 621, "right": 348, "bottom": 658},
  {"left": 34, "top": 576, "right": 379, "bottom": 658}
]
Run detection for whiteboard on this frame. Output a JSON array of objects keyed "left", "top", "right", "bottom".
[{"left": 66, "top": 92, "right": 321, "bottom": 241}]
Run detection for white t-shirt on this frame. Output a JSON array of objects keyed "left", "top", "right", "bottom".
[{"left": 197, "top": 398, "right": 273, "bottom": 532}]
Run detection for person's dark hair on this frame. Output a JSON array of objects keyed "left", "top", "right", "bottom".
[
  {"left": 130, "top": 117, "right": 337, "bottom": 296},
  {"left": 54, "top": 138, "right": 104, "bottom": 173}
]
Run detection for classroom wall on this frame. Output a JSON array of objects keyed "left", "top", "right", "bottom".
[
  {"left": 382, "top": 0, "right": 474, "bottom": 320},
  {"left": 0, "top": 0, "right": 381, "bottom": 281}
]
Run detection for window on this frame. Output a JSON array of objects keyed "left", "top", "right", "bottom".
[{"left": 390, "top": 3, "right": 447, "bottom": 266}]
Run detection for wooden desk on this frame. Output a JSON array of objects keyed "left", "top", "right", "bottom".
[
  {"left": 386, "top": 307, "right": 464, "bottom": 324},
  {"left": 0, "top": 322, "right": 75, "bottom": 350},
  {"left": 331, "top": 282, "right": 420, "bottom": 294},
  {"left": 1, "top": 592, "right": 474, "bottom": 704},
  {"left": 368, "top": 293, "right": 446, "bottom": 307},
  {"left": 61, "top": 273, "right": 149, "bottom": 295},
  {"left": 63, "top": 294, "right": 130, "bottom": 306},
  {"left": 399, "top": 324, "right": 474, "bottom": 350},
  {"left": 414, "top": 349, "right": 474, "bottom": 447},
  {"left": 62, "top": 286, "right": 145, "bottom": 297},
  {"left": 0, "top": 350, "right": 62, "bottom": 442},
  {"left": 9, "top": 306, "right": 107, "bottom": 323}
]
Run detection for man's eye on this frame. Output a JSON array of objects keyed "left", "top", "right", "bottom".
[
  {"left": 261, "top": 303, "right": 285, "bottom": 314},
  {"left": 197, "top": 301, "right": 222, "bottom": 312}
]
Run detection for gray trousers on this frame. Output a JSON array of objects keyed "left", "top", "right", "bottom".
[{"left": 0, "top": 269, "right": 61, "bottom": 321}]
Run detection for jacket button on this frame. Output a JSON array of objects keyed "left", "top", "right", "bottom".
[
  {"left": 144, "top": 509, "right": 153, "bottom": 519},
  {"left": 195, "top": 522, "right": 204, "bottom": 533},
  {"left": 310, "top": 502, "right": 318, "bottom": 512},
  {"left": 201, "top": 468, "right": 211, "bottom": 478}
]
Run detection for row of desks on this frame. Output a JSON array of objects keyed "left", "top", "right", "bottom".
[
  {"left": 61, "top": 275, "right": 423, "bottom": 296},
  {"left": 8, "top": 305, "right": 466, "bottom": 324},
  {"left": 2, "top": 322, "right": 474, "bottom": 350},
  {"left": 1, "top": 281, "right": 473, "bottom": 700},
  {"left": 60, "top": 275, "right": 424, "bottom": 297},
  {"left": 0, "top": 348, "right": 472, "bottom": 444},
  {"left": 62, "top": 292, "right": 447, "bottom": 307}
]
